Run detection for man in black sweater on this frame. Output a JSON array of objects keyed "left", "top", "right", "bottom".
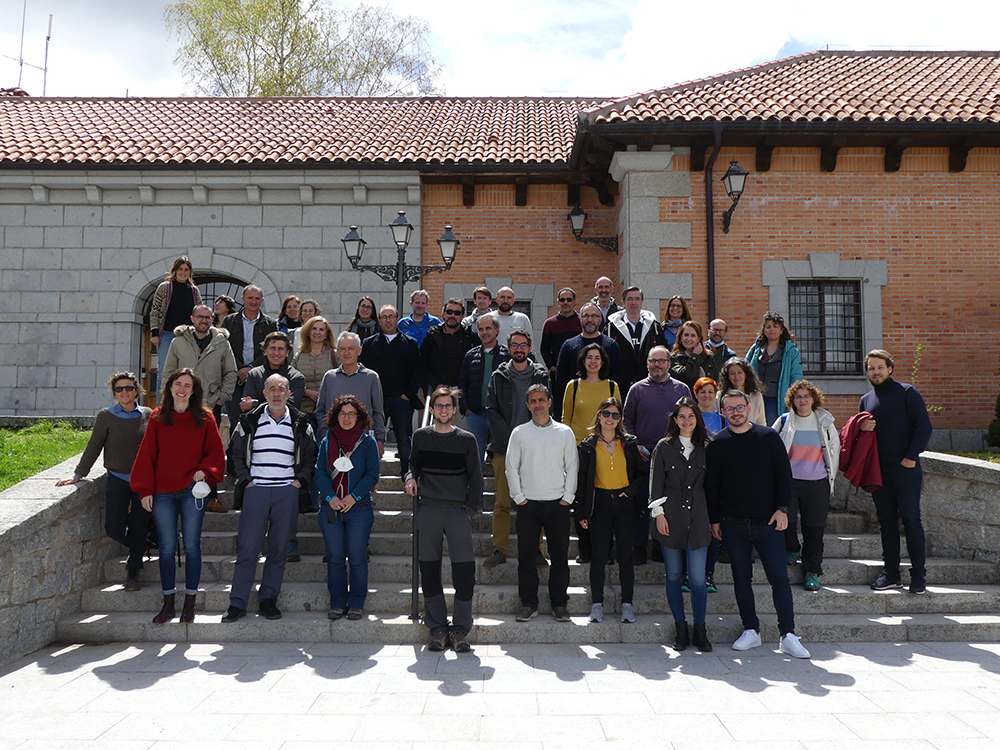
[
  {"left": 859, "top": 349, "right": 933, "bottom": 594},
  {"left": 706, "top": 389, "right": 810, "bottom": 658},
  {"left": 405, "top": 386, "right": 484, "bottom": 653}
]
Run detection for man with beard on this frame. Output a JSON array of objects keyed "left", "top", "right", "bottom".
[
  {"left": 590, "top": 276, "right": 620, "bottom": 332},
  {"left": 420, "top": 298, "right": 480, "bottom": 427},
  {"left": 459, "top": 313, "right": 510, "bottom": 461},
  {"left": 554, "top": 303, "right": 624, "bottom": 408},
  {"left": 405, "top": 386, "right": 483, "bottom": 652},
  {"left": 706, "top": 389, "right": 810, "bottom": 658},
  {"left": 540, "top": 287, "right": 582, "bottom": 420},
  {"left": 706, "top": 318, "right": 738, "bottom": 374},
  {"left": 484, "top": 329, "right": 549, "bottom": 569},
  {"left": 606, "top": 286, "right": 663, "bottom": 393},
  {"left": 494, "top": 286, "right": 533, "bottom": 346}
]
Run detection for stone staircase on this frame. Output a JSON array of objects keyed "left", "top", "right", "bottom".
[{"left": 58, "top": 452, "right": 1000, "bottom": 645}]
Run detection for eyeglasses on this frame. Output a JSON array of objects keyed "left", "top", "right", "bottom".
[
  {"left": 709, "top": 328, "right": 726, "bottom": 334},
  {"left": 599, "top": 410, "right": 621, "bottom": 420},
  {"left": 339, "top": 411, "right": 358, "bottom": 418},
  {"left": 444, "top": 309, "right": 465, "bottom": 316},
  {"left": 113, "top": 385, "right": 137, "bottom": 393},
  {"left": 432, "top": 403, "right": 455, "bottom": 411},
  {"left": 722, "top": 404, "right": 748, "bottom": 414},
  {"left": 378, "top": 313, "right": 397, "bottom": 319},
  {"left": 509, "top": 342, "right": 530, "bottom": 350},
  {"left": 581, "top": 313, "right": 602, "bottom": 320},
  {"left": 647, "top": 358, "right": 669, "bottom": 365}
]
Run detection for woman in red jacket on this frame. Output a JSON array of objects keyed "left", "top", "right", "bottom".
[{"left": 131, "top": 368, "right": 225, "bottom": 624}]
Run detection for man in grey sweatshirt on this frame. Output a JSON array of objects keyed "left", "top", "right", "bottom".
[{"left": 506, "top": 384, "right": 579, "bottom": 623}]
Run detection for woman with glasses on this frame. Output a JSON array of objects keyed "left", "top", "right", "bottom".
[
  {"left": 746, "top": 311, "right": 804, "bottom": 425},
  {"left": 718, "top": 357, "right": 767, "bottom": 426},
  {"left": 56, "top": 372, "right": 153, "bottom": 592},
  {"left": 575, "top": 397, "right": 643, "bottom": 624},
  {"left": 292, "top": 298, "right": 322, "bottom": 350},
  {"left": 130, "top": 368, "right": 226, "bottom": 624},
  {"left": 650, "top": 397, "right": 713, "bottom": 652},
  {"left": 561, "top": 343, "right": 622, "bottom": 444},
  {"left": 315, "top": 395, "right": 380, "bottom": 621},
  {"left": 346, "top": 296, "right": 379, "bottom": 340}
]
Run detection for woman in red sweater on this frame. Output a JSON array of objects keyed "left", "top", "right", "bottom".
[{"left": 131, "top": 368, "right": 225, "bottom": 624}]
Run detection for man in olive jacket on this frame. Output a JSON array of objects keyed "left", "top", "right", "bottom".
[{"left": 162, "top": 304, "right": 239, "bottom": 419}]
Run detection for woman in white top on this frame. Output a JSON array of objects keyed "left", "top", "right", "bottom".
[{"left": 717, "top": 357, "right": 767, "bottom": 426}]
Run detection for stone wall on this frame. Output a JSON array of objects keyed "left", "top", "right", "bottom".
[{"left": 0, "top": 454, "right": 116, "bottom": 669}]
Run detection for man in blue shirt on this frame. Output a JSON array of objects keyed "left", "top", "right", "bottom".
[{"left": 397, "top": 289, "right": 442, "bottom": 347}]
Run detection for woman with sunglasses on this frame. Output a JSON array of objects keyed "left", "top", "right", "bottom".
[
  {"left": 574, "top": 397, "right": 644, "bottom": 624},
  {"left": 56, "top": 372, "right": 152, "bottom": 592},
  {"left": 650, "top": 397, "right": 713, "bottom": 652}
]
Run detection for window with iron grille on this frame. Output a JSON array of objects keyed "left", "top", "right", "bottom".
[{"left": 788, "top": 280, "right": 863, "bottom": 375}]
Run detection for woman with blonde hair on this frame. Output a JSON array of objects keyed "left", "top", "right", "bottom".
[
  {"left": 292, "top": 315, "right": 338, "bottom": 423},
  {"left": 149, "top": 255, "right": 202, "bottom": 398}
]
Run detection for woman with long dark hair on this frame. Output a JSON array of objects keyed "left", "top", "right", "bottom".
[
  {"left": 561, "top": 343, "right": 621, "bottom": 444},
  {"left": 130, "top": 368, "right": 225, "bottom": 624},
  {"left": 149, "top": 255, "right": 202, "bottom": 399},
  {"left": 56, "top": 371, "right": 152, "bottom": 592},
  {"left": 213, "top": 295, "right": 236, "bottom": 327},
  {"left": 575, "top": 397, "right": 643, "bottom": 624},
  {"left": 717, "top": 357, "right": 767, "bottom": 426},
  {"left": 277, "top": 295, "right": 303, "bottom": 334},
  {"left": 746, "top": 311, "right": 804, "bottom": 425},
  {"left": 315, "top": 395, "right": 381, "bottom": 621},
  {"left": 660, "top": 295, "right": 691, "bottom": 350},
  {"left": 650, "top": 397, "right": 712, "bottom": 652},
  {"left": 346, "top": 296, "right": 379, "bottom": 340}
]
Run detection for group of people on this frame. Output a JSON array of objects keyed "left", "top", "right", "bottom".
[{"left": 58, "top": 259, "right": 934, "bottom": 659}]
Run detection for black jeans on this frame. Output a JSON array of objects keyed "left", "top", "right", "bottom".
[
  {"left": 872, "top": 461, "right": 927, "bottom": 580},
  {"left": 105, "top": 473, "right": 150, "bottom": 574},
  {"left": 784, "top": 478, "right": 831, "bottom": 575},
  {"left": 516, "top": 500, "right": 570, "bottom": 609},
  {"left": 589, "top": 489, "right": 637, "bottom": 604}
]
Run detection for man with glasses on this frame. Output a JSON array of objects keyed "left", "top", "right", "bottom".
[
  {"left": 706, "top": 318, "right": 737, "bottom": 374},
  {"left": 420, "top": 298, "right": 480, "bottom": 428},
  {"left": 623, "top": 345, "right": 691, "bottom": 565},
  {"left": 706, "top": 389, "right": 810, "bottom": 658},
  {"left": 554, "top": 302, "right": 625, "bottom": 413},
  {"left": 405, "top": 386, "right": 484, "bottom": 652},
  {"left": 359, "top": 305, "right": 421, "bottom": 478},
  {"left": 484, "top": 329, "right": 550, "bottom": 569},
  {"left": 540, "top": 287, "right": 582, "bottom": 420}
]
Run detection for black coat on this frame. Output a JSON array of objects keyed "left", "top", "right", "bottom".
[
  {"left": 221, "top": 311, "right": 279, "bottom": 371},
  {"left": 649, "top": 437, "right": 711, "bottom": 550},
  {"left": 574, "top": 433, "right": 644, "bottom": 520},
  {"left": 360, "top": 331, "right": 422, "bottom": 403}
]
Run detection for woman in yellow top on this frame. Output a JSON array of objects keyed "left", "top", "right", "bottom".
[{"left": 561, "top": 343, "right": 622, "bottom": 444}]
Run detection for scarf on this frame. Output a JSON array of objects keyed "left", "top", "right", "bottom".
[{"left": 327, "top": 421, "right": 365, "bottom": 499}]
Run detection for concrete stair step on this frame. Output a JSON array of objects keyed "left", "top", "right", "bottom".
[{"left": 55, "top": 609, "right": 1000, "bottom": 645}]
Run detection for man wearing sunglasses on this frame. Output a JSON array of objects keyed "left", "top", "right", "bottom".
[
  {"left": 540, "top": 287, "right": 582, "bottom": 420},
  {"left": 420, "top": 298, "right": 480, "bottom": 427},
  {"left": 706, "top": 389, "right": 810, "bottom": 659}
]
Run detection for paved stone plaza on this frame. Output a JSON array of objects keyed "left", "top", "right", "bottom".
[{"left": 1, "top": 640, "right": 999, "bottom": 748}]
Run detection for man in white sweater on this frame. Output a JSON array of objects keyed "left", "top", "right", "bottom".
[{"left": 506, "top": 384, "right": 579, "bottom": 622}]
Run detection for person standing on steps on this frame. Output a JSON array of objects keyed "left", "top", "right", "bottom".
[
  {"left": 858, "top": 349, "right": 933, "bottom": 595},
  {"left": 149, "top": 255, "right": 202, "bottom": 401},
  {"left": 506, "top": 385, "right": 579, "bottom": 623},
  {"left": 540, "top": 287, "right": 582, "bottom": 419},
  {"left": 458, "top": 312, "right": 510, "bottom": 462},
  {"left": 405, "top": 386, "right": 484, "bottom": 653},
  {"left": 397, "top": 289, "right": 441, "bottom": 347},
  {"left": 223, "top": 374, "right": 317, "bottom": 623},
  {"left": 706, "top": 389, "right": 811, "bottom": 659}
]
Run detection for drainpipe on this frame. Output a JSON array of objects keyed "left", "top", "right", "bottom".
[{"left": 704, "top": 124, "right": 723, "bottom": 321}]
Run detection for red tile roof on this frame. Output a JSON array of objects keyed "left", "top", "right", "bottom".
[
  {"left": 0, "top": 96, "right": 601, "bottom": 167},
  {"left": 582, "top": 51, "right": 1000, "bottom": 125}
]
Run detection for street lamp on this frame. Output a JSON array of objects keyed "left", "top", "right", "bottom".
[
  {"left": 720, "top": 160, "right": 749, "bottom": 234},
  {"left": 341, "top": 211, "right": 459, "bottom": 314},
  {"left": 567, "top": 205, "right": 618, "bottom": 253}
]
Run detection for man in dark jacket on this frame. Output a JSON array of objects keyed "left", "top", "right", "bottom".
[
  {"left": 606, "top": 286, "right": 663, "bottom": 394},
  {"left": 484, "top": 328, "right": 549, "bottom": 569},
  {"left": 706, "top": 318, "right": 738, "bottom": 374},
  {"left": 420, "top": 298, "right": 480, "bottom": 420},
  {"left": 360, "top": 304, "right": 421, "bottom": 477},
  {"left": 858, "top": 349, "right": 933, "bottom": 594},
  {"left": 458, "top": 312, "right": 510, "bottom": 461},
  {"left": 222, "top": 284, "right": 278, "bottom": 425},
  {"left": 239, "top": 332, "right": 305, "bottom": 412},
  {"left": 223, "top": 374, "right": 317, "bottom": 622},
  {"left": 555, "top": 303, "right": 625, "bottom": 407}
]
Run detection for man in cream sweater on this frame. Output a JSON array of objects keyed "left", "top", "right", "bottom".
[{"left": 506, "top": 384, "right": 579, "bottom": 622}]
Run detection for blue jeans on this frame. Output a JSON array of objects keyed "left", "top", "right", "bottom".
[
  {"left": 722, "top": 517, "right": 796, "bottom": 636},
  {"left": 763, "top": 396, "right": 780, "bottom": 426},
  {"left": 383, "top": 396, "right": 413, "bottom": 477},
  {"left": 151, "top": 486, "right": 206, "bottom": 595},
  {"left": 155, "top": 330, "right": 176, "bottom": 403},
  {"left": 662, "top": 542, "right": 708, "bottom": 624},
  {"left": 873, "top": 461, "right": 926, "bottom": 580},
  {"left": 466, "top": 410, "right": 490, "bottom": 462},
  {"left": 318, "top": 501, "right": 374, "bottom": 610}
]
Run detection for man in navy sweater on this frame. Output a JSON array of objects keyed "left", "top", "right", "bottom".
[
  {"left": 859, "top": 349, "right": 933, "bottom": 594},
  {"left": 706, "top": 389, "right": 810, "bottom": 658}
]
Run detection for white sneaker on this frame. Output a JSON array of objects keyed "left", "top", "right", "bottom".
[
  {"left": 589, "top": 603, "right": 603, "bottom": 623},
  {"left": 732, "top": 628, "right": 762, "bottom": 651},
  {"left": 779, "top": 633, "right": 811, "bottom": 659}
]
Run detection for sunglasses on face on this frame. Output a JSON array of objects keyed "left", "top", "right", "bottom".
[
  {"left": 113, "top": 385, "right": 137, "bottom": 393},
  {"left": 444, "top": 309, "right": 464, "bottom": 316},
  {"left": 599, "top": 410, "right": 621, "bottom": 420}
]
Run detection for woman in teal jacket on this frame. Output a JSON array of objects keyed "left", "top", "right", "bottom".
[
  {"left": 315, "top": 394, "right": 381, "bottom": 621},
  {"left": 746, "top": 311, "right": 803, "bottom": 426}
]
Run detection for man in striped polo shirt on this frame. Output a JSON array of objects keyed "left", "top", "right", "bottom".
[{"left": 224, "top": 374, "right": 317, "bottom": 622}]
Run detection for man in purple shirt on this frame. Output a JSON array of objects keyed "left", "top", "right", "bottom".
[{"left": 623, "top": 345, "right": 692, "bottom": 564}]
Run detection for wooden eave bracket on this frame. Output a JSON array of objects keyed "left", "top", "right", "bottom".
[
  {"left": 884, "top": 137, "right": 913, "bottom": 172},
  {"left": 949, "top": 137, "right": 973, "bottom": 172},
  {"left": 462, "top": 177, "right": 475, "bottom": 207},
  {"left": 821, "top": 137, "right": 847, "bottom": 172}
]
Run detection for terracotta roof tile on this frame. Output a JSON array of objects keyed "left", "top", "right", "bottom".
[
  {"left": 582, "top": 50, "right": 1000, "bottom": 125},
  {"left": 0, "top": 97, "right": 600, "bottom": 167}
]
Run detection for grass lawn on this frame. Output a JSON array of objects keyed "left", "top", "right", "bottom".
[
  {"left": 0, "top": 422, "right": 91, "bottom": 492},
  {"left": 947, "top": 451, "right": 1000, "bottom": 465}
]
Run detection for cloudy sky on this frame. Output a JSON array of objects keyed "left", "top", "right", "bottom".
[{"left": 1, "top": 0, "right": 996, "bottom": 99}]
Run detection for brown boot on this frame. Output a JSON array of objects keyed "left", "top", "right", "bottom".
[
  {"left": 179, "top": 594, "right": 197, "bottom": 623},
  {"left": 206, "top": 497, "right": 227, "bottom": 513},
  {"left": 152, "top": 594, "right": 176, "bottom": 624}
]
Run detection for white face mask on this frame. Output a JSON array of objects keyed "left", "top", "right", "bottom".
[
  {"left": 333, "top": 456, "right": 354, "bottom": 473},
  {"left": 191, "top": 480, "right": 211, "bottom": 498}
]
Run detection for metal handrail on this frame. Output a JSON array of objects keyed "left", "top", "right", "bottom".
[{"left": 409, "top": 396, "right": 432, "bottom": 621}]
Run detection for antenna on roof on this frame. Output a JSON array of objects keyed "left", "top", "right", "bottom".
[
  {"left": 43, "top": 14, "right": 52, "bottom": 96},
  {"left": 6, "top": 2, "right": 52, "bottom": 95},
  {"left": 17, "top": 0, "right": 26, "bottom": 87}
]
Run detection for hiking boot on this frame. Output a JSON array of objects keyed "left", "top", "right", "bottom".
[
  {"left": 692, "top": 623, "right": 713, "bottom": 652},
  {"left": 221, "top": 606, "right": 246, "bottom": 623},
  {"left": 871, "top": 571, "right": 903, "bottom": 590},
  {"left": 483, "top": 550, "right": 506, "bottom": 569},
  {"left": 515, "top": 606, "right": 538, "bottom": 622},
  {"left": 152, "top": 594, "right": 176, "bottom": 624},
  {"left": 673, "top": 621, "right": 690, "bottom": 651},
  {"left": 552, "top": 606, "right": 571, "bottom": 622},
  {"left": 259, "top": 598, "right": 282, "bottom": 620},
  {"left": 428, "top": 630, "right": 449, "bottom": 651},
  {"left": 449, "top": 629, "right": 472, "bottom": 653}
]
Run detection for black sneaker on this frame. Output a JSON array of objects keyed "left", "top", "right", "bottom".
[
  {"left": 871, "top": 571, "right": 903, "bottom": 591},
  {"left": 286, "top": 553, "right": 301, "bottom": 563},
  {"left": 449, "top": 629, "right": 472, "bottom": 653},
  {"left": 552, "top": 606, "right": 571, "bottom": 622},
  {"left": 632, "top": 545, "right": 647, "bottom": 566},
  {"left": 909, "top": 577, "right": 927, "bottom": 595},
  {"left": 483, "top": 550, "right": 506, "bottom": 569},
  {"left": 221, "top": 605, "right": 246, "bottom": 623},
  {"left": 428, "top": 631, "right": 449, "bottom": 651},
  {"left": 259, "top": 598, "right": 282, "bottom": 620},
  {"left": 515, "top": 606, "right": 537, "bottom": 622}
]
